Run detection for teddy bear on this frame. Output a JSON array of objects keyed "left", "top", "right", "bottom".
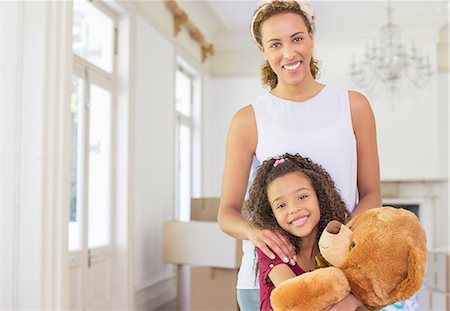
[{"left": 270, "top": 206, "right": 427, "bottom": 311}]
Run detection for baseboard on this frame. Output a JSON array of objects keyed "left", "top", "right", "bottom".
[{"left": 134, "top": 276, "right": 177, "bottom": 311}]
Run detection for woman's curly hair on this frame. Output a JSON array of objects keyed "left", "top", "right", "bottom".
[
  {"left": 246, "top": 153, "right": 350, "bottom": 253},
  {"left": 251, "top": 1, "right": 320, "bottom": 89}
]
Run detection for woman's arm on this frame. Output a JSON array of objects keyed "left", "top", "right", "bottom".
[
  {"left": 217, "top": 106, "right": 255, "bottom": 239},
  {"left": 218, "top": 105, "right": 296, "bottom": 262},
  {"left": 349, "top": 91, "right": 382, "bottom": 217}
]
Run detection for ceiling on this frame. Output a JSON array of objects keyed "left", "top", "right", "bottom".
[{"left": 206, "top": 0, "right": 449, "bottom": 51}]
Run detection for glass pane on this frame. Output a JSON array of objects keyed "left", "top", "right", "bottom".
[
  {"left": 69, "top": 76, "right": 84, "bottom": 252},
  {"left": 175, "top": 70, "right": 192, "bottom": 116},
  {"left": 88, "top": 84, "right": 112, "bottom": 248},
  {"left": 178, "top": 124, "right": 191, "bottom": 221},
  {"left": 73, "top": 1, "right": 114, "bottom": 72}
]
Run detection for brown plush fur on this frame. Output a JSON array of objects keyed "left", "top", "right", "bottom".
[
  {"left": 270, "top": 207, "right": 427, "bottom": 311},
  {"left": 271, "top": 267, "right": 350, "bottom": 311}
]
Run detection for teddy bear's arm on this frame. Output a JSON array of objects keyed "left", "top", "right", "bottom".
[{"left": 270, "top": 267, "right": 351, "bottom": 311}]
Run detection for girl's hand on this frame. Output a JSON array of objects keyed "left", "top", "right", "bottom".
[
  {"left": 322, "top": 293, "right": 369, "bottom": 311},
  {"left": 246, "top": 226, "right": 296, "bottom": 265}
]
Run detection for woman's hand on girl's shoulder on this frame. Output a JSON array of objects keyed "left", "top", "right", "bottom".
[{"left": 247, "top": 226, "right": 296, "bottom": 265}]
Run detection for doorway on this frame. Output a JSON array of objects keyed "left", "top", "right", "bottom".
[{"left": 68, "top": 1, "right": 120, "bottom": 309}]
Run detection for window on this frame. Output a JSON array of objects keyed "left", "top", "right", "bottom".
[
  {"left": 175, "top": 59, "right": 201, "bottom": 221},
  {"left": 73, "top": 0, "right": 115, "bottom": 72},
  {"left": 69, "top": 0, "right": 115, "bottom": 252}
]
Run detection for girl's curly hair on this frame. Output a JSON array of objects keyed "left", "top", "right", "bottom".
[
  {"left": 246, "top": 153, "right": 350, "bottom": 253},
  {"left": 251, "top": 1, "right": 320, "bottom": 89}
]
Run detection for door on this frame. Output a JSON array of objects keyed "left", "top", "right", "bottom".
[
  {"left": 69, "top": 74, "right": 114, "bottom": 310},
  {"left": 69, "top": 1, "right": 117, "bottom": 308}
]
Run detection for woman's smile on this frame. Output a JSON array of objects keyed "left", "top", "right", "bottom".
[{"left": 283, "top": 61, "right": 302, "bottom": 72}]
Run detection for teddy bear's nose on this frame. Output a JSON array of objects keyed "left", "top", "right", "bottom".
[{"left": 326, "top": 220, "right": 342, "bottom": 234}]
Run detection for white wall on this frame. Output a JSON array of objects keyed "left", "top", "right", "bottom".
[
  {"left": 128, "top": 1, "right": 226, "bottom": 308},
  {"left": 134, "top": 15, "right": 176, "bottom": 288},
  {"left": 130, "top": 1, "right": 225, "bottom": 307},
  {"left": 202, "top": 77, "right": 265, "bottom": 196},
  {"left": 435, "top": 71, "right": 449, "bottom": 248},
  {"left": 316, "top": 35, "right": 444, "bottom": 181}
]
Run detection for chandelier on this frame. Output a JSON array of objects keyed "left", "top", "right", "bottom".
[{"left": 349, "top": 0, "right": 433, "bottom": 97}]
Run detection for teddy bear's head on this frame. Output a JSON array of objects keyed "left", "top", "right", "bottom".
[{"left": 318, "top": 207, "right": 427, "bottom": 310}]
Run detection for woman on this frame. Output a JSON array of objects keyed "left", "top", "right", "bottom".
[{"left": 218, "top": 1, "right": 381, "bottom": 310}]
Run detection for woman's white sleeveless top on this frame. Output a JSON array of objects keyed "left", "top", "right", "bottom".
[{"left": 237, "top": 85, "right": 357, "bottom": 289}]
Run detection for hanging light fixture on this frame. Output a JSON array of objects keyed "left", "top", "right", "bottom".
[{"left": 349, "top": 0, "right": 433, "bottom": 97}]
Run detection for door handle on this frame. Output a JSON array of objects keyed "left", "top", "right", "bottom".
[{"left": 88, "top": 249, "right": 95, "bottom": 268}]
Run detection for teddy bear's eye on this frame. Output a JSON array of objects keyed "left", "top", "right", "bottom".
[{"left": 350, "top": 242, "right": 356, "bottom": 251}]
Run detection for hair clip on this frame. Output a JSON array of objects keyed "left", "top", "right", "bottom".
[{"left": 273, "top": 158, "right": 286, "bottom": 167}]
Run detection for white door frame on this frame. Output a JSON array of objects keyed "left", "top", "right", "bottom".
[{"left": 1, "top": 1, "right": 72, "bottom": 309}]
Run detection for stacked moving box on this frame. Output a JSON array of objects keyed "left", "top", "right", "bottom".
[
  {"left": 419, "top": 248, "right": 450, "bottom": 311},
  {"left": 163, "top": 198, "right": 242, "bottom": 311}
]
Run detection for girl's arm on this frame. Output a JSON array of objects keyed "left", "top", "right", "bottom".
[
  {"left": 218, "top": 105, "right": 296, "bottom": 262},
  {"left": 349, "top": 91, "right": 382, "bottom": 217},
  {"left": 323, "top": 293, "right": 370, "bottom": 311},
  {"left": 267, "top": 264, "right": 297, "bottom": 286}
]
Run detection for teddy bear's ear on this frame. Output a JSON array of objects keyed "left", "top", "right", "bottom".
[{"left": 389, "top": 247, "right": 426, "bottom": 301}]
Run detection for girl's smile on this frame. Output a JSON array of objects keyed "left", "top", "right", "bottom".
[{"left": 289, "top": 214, "right": 309, "bottom": 226}]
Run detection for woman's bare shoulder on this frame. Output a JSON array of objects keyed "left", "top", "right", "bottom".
[
  {"left": 348, "top": 90, "right": 374, "bottom": 119},
  {"left": 232, "top": 104, "right": 255, "bottom": 122},
  {"left": 348, "top": 90, "right": 373, "bottom": 110},
  {"left": 228, "top": 104, "right": 257, "bottom": 151}
]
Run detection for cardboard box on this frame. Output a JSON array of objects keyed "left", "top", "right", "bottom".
[
  {"left": 163, "top": 221, "right": 243, "bottom": 269},
  {"left": 431, "top": 290, "right": 450, "bottom": 311},
  {"left": 191, "top": 198, "right": 220, "bottom": 221},
  {"left": 428, "top": 249, "right": 450, "bottom": 293},
  {"left": 190, "top": 267, "right": 239, "bottom": 311}
]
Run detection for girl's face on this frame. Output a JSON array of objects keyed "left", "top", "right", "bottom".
[
  {"left": 260, "top": 12, "right": 314, "bottom": 86},
  {"left": 267, "top": 171, "right": 320, "bottom": 239}
]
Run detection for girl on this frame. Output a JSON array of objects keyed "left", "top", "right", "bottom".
[
  {"left": 246, "top": 153, "right": 368, "bottom": 311},
  {"left": 218, "top": 1, "right": 381, "bottom": 310}
]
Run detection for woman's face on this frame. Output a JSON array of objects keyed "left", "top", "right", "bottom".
[{"left": 260, "top": 12, "right": 314, "bottom": 86}]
